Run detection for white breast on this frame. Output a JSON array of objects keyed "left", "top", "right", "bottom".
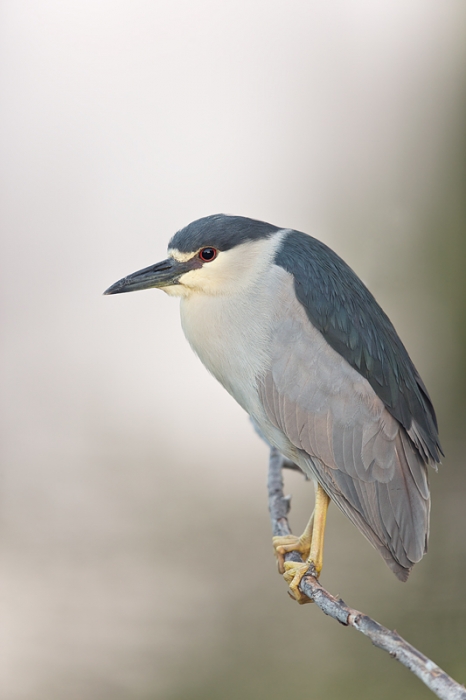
[{"left": 179, "top": 282, "right": 271, "bottom": 416}]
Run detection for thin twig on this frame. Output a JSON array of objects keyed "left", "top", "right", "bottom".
[{"left": 267, "top": 446, "right": 466, "bottom": 700}]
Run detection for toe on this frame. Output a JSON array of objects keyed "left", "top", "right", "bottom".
[{"left": 283, "top": 561, "right": 313, "bottom": 605}]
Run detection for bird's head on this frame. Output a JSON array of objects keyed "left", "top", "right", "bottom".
[{"left": 104, "top": 214, "right": 284, "bottom": 298}]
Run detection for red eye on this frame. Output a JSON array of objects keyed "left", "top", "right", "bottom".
[{"left": 199, "top": 247, "right": 217, "bottom": 262}]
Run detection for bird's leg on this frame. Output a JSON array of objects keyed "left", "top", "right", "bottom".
[
  {"left": 273, "top": 510, "right": 314, "bottom": 574},
  {"left": 282, "top": 484, "right": 331, "bottom": 604},
  {"left": 307, "top": 483, "right": 330, "bottom": 575}
]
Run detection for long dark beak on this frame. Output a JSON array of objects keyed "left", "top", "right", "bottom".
[{"left": 103, "top": 257, "right": 199, "bottom": 295}]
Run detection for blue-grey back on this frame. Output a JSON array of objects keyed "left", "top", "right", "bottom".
[{"left": 275, "top": 230, "right": 442, "bottom": 464}]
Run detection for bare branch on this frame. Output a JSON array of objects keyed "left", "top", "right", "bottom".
[{"left": 267, "top": 446, "right": 466, "bottom": 700}]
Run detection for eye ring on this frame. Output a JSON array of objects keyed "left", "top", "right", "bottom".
[{"left": 199, "top": 247, "right": 217, "bottom": 262}]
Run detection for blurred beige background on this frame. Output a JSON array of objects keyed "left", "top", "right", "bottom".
[{"left": 1, "top": 2, "right": 466, "bottom": 699}]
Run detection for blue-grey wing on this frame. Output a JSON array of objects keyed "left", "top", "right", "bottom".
[
  {"left": 258, "top": 269, "right": 430, "bottom": 580},
  {"left": 274, "top": 229, "right": 442, "bottom": 464}
]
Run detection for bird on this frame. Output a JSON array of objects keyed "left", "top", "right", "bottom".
[{"left": 104, "top": 214, "right": 442, "bottom": 602}]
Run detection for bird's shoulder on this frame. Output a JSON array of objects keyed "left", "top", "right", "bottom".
[{"left": 273, "top": 230, "right": 441, "bottom": 463}]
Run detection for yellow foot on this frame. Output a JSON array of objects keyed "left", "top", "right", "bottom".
[
  {"left": 283, "top": 561, "right": 318, "bottom": 605},
  {"left": 273, "top": 484, "right": 329, "bottom": 604},
  {"left": 273, "top": 533, "right": 311, "bottom": 574}
]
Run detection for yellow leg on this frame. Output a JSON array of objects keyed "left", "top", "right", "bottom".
[
  {"left": 308, "top": 483, "right": 330, "bottom": 576},
  {"left": 281, "top": 484, "right": 331, "bottom": 604}
]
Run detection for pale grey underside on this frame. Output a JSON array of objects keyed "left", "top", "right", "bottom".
[{"left": 257, "top": 268, "right": 430, "bottom": 581}]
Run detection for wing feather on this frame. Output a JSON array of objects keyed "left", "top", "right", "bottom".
[{"left": 258, "top": 271, "right": 431, "bottom": 580}]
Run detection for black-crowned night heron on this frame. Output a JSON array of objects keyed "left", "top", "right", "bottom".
[{"left": 105, "top": 214, "right": 442, "bottom": 603}]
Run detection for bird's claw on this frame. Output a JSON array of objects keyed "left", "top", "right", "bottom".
[
  {"left": 272, "top": 534, "right": 311, "bottom": 574},
  {"left": 283, "top": 561, "right": 316, "bottom": 604}
]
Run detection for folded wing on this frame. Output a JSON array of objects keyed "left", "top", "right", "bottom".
[{"left": 258, "top": 270, "right": 431, "bottom": 580}]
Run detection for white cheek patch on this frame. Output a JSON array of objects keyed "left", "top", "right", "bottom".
[
  {"left": 174, "top": 233, "right": 287, "bottom": 296},
  {"left": 177, "top": 266, "right": 217, "bottom": 293}
]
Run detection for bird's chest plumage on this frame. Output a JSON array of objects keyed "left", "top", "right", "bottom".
[
  {"left": 179, "top": 288, "right": 272, "bottom": 416},
  {"left": 178, "top": 267, "right": 307, "bottom": 464}
]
